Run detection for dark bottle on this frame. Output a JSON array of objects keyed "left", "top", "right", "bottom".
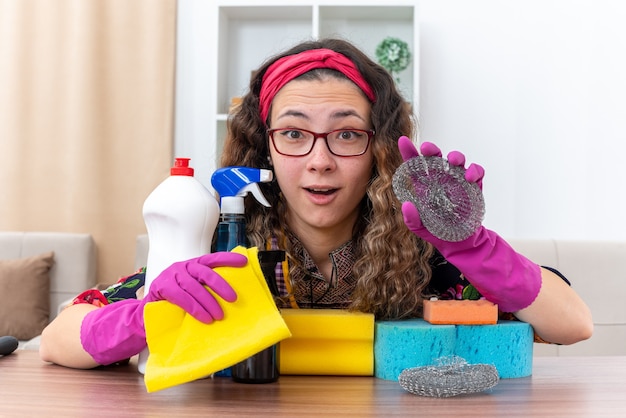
[{"left": 231, "top": 250, "right": 285, "bottom": 384}]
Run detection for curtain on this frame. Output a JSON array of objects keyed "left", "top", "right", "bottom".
[{"left": 0, "top": 0, "right": 176, "bottom": 284}]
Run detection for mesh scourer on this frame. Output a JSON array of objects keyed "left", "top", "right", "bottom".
[
  {"left": 392, "top": 155, "right": 485, "bottom": 242},
  {"left": 398, "top": 356, "right": 499, "bottom": 398}
]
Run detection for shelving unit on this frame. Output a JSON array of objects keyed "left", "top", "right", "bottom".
[{"left": 175, "top": 0, "right": 419, "bottom": 189}]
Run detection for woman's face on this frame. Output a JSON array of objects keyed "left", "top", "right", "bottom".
[{"left": 268, "top": 76, "right": 374, "bottom": 239}]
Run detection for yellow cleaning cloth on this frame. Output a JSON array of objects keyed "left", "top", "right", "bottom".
[{"left": 143, "top": 246, "right": 292, "bottom": 392}]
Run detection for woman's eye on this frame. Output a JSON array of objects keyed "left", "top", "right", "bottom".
[
  {"left": 339, "top": 131, "right": 353, "bottom": 139},
  {"left": 281, "top": 130, "right": 303, "bottom": 139},
  {"left": 338, "top": 130, "right": 360, "bottom": 140}
]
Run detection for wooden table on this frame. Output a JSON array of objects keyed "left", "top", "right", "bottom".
[{"left": 1, "top": 351, "right": 625, "bottom": 417}]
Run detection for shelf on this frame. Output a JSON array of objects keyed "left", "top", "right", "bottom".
[
  {"left": 175, "top": 1, "right": 419, "bottom": 185},
  {"left": 217, "top": 6, "right": 314, "bottom": 114},
  {"left": 216, "top": 4, "right": 416, "bottom": 114}
]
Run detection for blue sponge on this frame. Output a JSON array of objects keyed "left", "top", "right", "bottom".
[
  {"left": 374, "top": 320, "right": 456, "bottom": 380},
  {"left": 456, "top": 321, "right": 533, "bottom": 378},
  {"left": 374, "top": 319, "right": 533, "bottom": 381}
]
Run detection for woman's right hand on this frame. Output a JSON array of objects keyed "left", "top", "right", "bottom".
[{"left": 145, "top": 252, "right": 248, "bottom": 323}]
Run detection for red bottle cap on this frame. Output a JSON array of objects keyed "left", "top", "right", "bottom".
[{"left": 170, "top": 158, "right": 194, "bottom": 176}]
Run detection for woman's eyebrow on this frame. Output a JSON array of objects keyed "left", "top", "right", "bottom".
[
  {"left": 330, "top": 109, "right": 367, "bottom": 122},
  {"left": 275, "top": 109, "right": 310, "bottom": 121}
]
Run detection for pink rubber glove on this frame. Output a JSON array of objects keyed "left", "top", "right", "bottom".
[
  {"left": 80, "top": 252, "right": 247, "bottom": 365},
  {"left": 398, "top": 136, "right": 542, "bottom": 312}
]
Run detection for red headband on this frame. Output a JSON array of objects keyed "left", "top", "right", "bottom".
[{"left": 259, "top": 48, "right": 376, "bottom": 124}]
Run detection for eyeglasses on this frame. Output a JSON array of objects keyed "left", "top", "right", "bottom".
[{"left": 268, "top": 127, "right": 375, "bottom": 157}]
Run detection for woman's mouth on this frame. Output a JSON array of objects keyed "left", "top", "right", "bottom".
[{"left": 305, "top": 187, "right": 337, "bottom": 195}]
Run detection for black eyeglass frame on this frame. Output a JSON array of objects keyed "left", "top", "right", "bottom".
[{"left": 267, "top": 128, "right": 375, "bottom": 157}]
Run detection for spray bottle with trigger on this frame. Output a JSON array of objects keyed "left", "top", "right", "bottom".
[
  {"left": 211, "top": 166, "right": 273, "bottom": 252},
  {"left": 211, "top": 166, "right": 284, "bottom": 383}
]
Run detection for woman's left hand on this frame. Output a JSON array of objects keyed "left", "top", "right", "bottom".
[
  {"left": 396, "top": 136, "right": 542, "bottom": 313},
  {"left": 397, "top": 136, "right": 485, "bottom": 189}
]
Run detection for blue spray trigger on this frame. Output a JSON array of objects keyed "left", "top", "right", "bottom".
[{"left": 211, "top": 166, "right": 273, "bottom": 213}]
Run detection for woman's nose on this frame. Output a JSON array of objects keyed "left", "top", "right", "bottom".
[{"left": 306, "top": 137, "right": 336, "bottom": 171}]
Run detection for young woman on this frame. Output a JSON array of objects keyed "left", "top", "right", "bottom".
[{"left": 40, "top": 38, "right": 592, "bottom": 369}]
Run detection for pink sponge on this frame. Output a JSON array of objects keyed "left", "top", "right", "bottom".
[{"left": 423, "top": 299, "right": 498, "bottom": 325}]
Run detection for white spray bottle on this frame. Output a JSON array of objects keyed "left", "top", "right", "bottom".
[{"left": 137, "top": 157, "right": 220, "bottom": 374}]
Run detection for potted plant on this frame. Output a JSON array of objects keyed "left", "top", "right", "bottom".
[{"left": 375, "top": 37, "right": 411, "bottom": 84}]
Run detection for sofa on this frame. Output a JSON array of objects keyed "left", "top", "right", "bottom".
[
  {"left": 135, "top": 235, "right": 626, "bottom": 357},
  {"left": 507, "top": 239, "right": 625, "bottom": 357},
  {"left": 0, "top": 232, "right": 97, "bottom": 348},
  {"left": 6, "top": 232, "right": 621, "bottom": 356}
]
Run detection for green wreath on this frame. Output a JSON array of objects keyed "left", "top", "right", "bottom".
[{"left": 375, "top": 37, "right": 411, "bottom": 82}]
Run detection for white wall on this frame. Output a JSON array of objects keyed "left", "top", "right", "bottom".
[
  {"left": 175, "top": 0, "right": 626, "bottom": 241},
  {"left": 418, "top": 0, "right": 626, "bottom": 240}
]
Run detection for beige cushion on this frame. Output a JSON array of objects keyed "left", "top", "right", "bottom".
[{"left": 0, "top": 252, "right": 54, "bottom": 340}]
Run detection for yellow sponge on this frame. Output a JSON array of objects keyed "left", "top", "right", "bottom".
[
  {"left": 279, "top": 309, "right": 375, "bottom": 375},
  {"left": 423, "top": 299, "right": 498, "bottom": 325}
]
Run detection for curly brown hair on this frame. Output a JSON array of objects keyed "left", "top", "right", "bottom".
[{"left": 220, "top": 38, "right": 433, "bottom": 319}]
